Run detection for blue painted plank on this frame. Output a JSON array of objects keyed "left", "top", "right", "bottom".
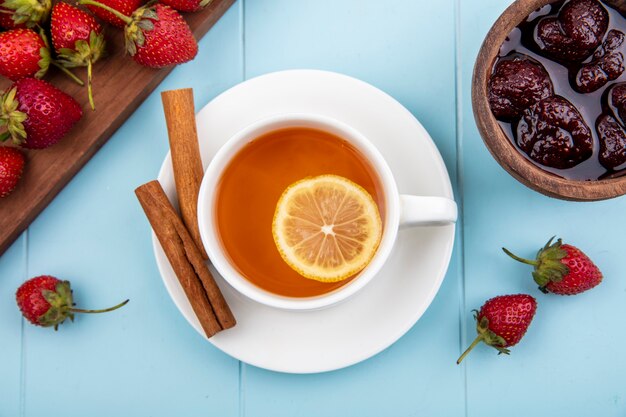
[
  {"left": 20, "top": 4, "right": 243, "bottom": 416},
  {"left": 242, "top": 1, "right": 464, "bottom": 416},
  {"left": 460, "top": 1, "right": 626, "bottom": 416},
  {"left": 0, "top": 235, "right": 26, "bottom": 416}
]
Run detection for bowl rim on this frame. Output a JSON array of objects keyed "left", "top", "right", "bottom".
[{"left": 472, "top": 0, "right": 626, "bottom": 201}]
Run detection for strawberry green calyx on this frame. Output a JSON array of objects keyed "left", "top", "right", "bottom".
[
  {"left": 36, "top": 44, "right": 50, "bottom": 79},
  {"left": 2, "top": 0, "right": 51, "bottom": 27},
  {"left": 39, "top": 280, "right": 74, "bottom": 328},
  {"left": 57, "top": 31, "right": 105, "bottom": 110},
  {"left": 57, "top": 31, "right": 106, "bottom": 68},
  {"left": 39, "top": 280, "right": 129, "bottom": 330},
  {"left": 77, "top": 0, "right": 146, "bottom": 56},
  {"left": 0, "top": 87, "right": 27, "bottom": 145},
  {"left": 124, "top": 6, "right": 158, "bottom": 57},
  {"left": 35, "top": 28, "right": 52, "bottom": 78},
  {"left": 37, "top": 29, "right": 85, "bottom": 86},
  {"left": 199, "top": 0, "right": 214, "bottom": 8},
  {"left": 456, "top": 311, "right": 508, "bottom": 364},
  {"left": 503, "top": 236, "right": 569, "bottom": 293}
]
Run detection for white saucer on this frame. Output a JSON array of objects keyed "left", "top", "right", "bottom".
[{"left": 154, "top": 70, "right": 456, "bottom": 374}]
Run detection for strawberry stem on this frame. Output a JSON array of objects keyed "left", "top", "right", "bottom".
[
  {"left": 457, "top": 335, "right": 483, "bottom": 364},
  {"left": 51, "top": 62, "right": 85, "bottom": 86},
  {"left": 70, "top": 299, "right": 129, "bottom": 314},
  {"left": 87, "top": 60, "right": 95, "bottom": 111},
  {"left": 502, "top": 247, "right": 538, "bottom": 266},
  {"left": 78, "top": 0, "right": 132, "bottom": 25}
]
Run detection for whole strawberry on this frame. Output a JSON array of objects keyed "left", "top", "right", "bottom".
[
  {"left": 85, "top": 0, "right": 143, "bottom": 28},
  {"left": 51, "top": 2, "right": 106, "bottom": 110},
  {"left": 0, "top": 28, "right": 84, "bottom": 84},
  {"left": 0, "top": 0, "right": 51, "bottom": 28},
  {"left": 80, "top": 0, "right": 198, "bottom": 68},
  {"left": 0, "top": 146, "right": 25, "bottom": 197},
  {"left": 503, "top": 237, "right": 603, "bottom": 295},
  {"left": 0, "top": 78, "right": 82, "bottom": 149},
  {"left": 457, "top": 294, "right": 537, "bottom": 364},
  {"left": 0, "top": 28, "right": 49, "bottom": 81},
  {"left": 160, "top": 0, "right": 212, "bottom": 13},
  {"left": 16, "top": 275, "right": 128, "bottom": 330}
]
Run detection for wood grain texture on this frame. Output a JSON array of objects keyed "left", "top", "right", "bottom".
[
  {"left": 161, "top": 88, "right": 208, "bottom": 259},
  {"left": 472, "top": 0, "right": 626, "bottom": 201},
  {"left": 0, "top": 0, "right": 235, "bottom": 256}
]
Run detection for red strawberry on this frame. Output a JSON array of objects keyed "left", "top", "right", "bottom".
[
  {"left": 0, "top": 78, "right": 82, "bottom": 149},
  {"left": 457, "top": 294, "right": 537, "bottom": 364},
  {"left": 0, "top": 28, "right": 84, "bottom": 85},
  {"left": 0, "top": 29, "right": 49, "bottom": 81},
  {"left": 0, "top": 0, "right": 51, "bottom": 28},
  {"left": 51, "top": 2, "right": 106, "bottom": 110},
  {"left": 0, "top": 6, "right": 26, "bottom": 29},
  {"left": 85, "top": 0, "right": 142, "bottom": 28},
  {"left": 126, "top": 4, "right": 198, "bottom": 68},
  {"left": 16, "top": 275, "right": 129, "bottom": 330},
  {"left": 160, "top": 0, "right": 212, "bottom": 13},
  {"left": 80, "top": 0, "right": 197, "bottom": 68},
  {"left": 0, "top": 146, "right": 25, "bottom": 197},
  {"left": 503, "top": 237, "right": 603, "bottom": 295}
]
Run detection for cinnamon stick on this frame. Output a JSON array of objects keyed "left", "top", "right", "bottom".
[
  {"left": 136, "top": 180, "right": 236, "bottom": 338},
  {"left": 161, "top": 89, "right": 208, "bottom": 259}
]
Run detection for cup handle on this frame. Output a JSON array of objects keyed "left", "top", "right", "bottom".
[{"left": 399, "top": 195, "right": 458, "bottom": 229}]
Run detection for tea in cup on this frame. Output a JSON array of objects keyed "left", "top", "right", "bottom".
[{"left": 198, "top": 114, "right": 457, "bottom": 310}]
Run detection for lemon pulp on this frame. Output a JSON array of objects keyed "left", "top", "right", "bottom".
[{"left": 272, "top": 174, "right": 383, "bottom": 282}]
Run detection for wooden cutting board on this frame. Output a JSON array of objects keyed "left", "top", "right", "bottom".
[{"left": 0, "top": 0, "right": 235, "bottom": 256}]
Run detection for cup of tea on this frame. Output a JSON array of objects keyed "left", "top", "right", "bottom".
[{"left": 197, "top": 113, "right": 457, "bottom": 310}]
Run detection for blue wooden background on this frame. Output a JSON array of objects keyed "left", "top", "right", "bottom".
[{"left": 1, "top": 0, "right": 625, "bottom": 415}]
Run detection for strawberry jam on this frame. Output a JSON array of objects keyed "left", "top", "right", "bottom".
[{"left": 490, "top": 0, "right": 626, "bottom": 180}]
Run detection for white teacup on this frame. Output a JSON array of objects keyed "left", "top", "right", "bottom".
[{"left": 197, "top": 113, "right": 457, "bottom": 310}]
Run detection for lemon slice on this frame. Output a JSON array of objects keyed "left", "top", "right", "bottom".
[{"left": 272, "top": 174, "right": 383, "bottom": 282}]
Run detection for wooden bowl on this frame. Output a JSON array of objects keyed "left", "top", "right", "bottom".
[{"left": 473, "top": 0, "right": 626, "bottom": 201}]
